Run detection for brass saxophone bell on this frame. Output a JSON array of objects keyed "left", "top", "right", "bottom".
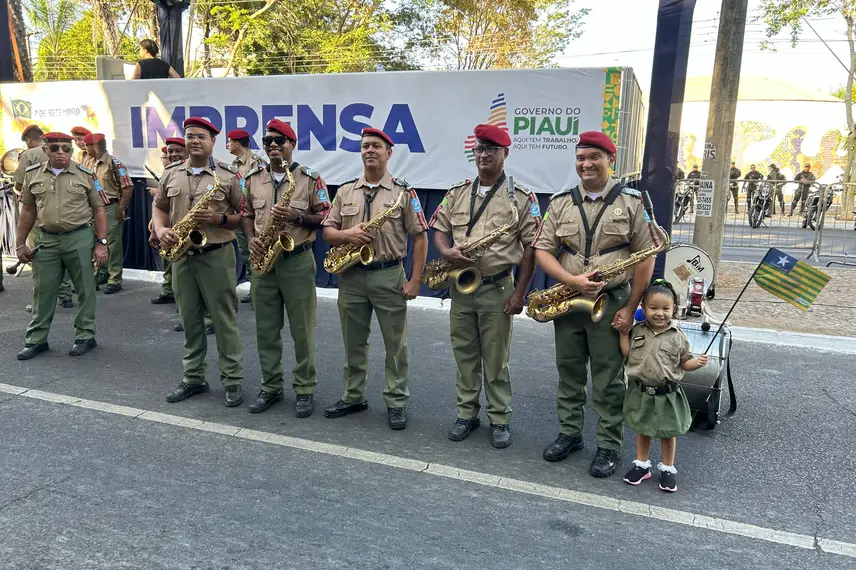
[
  {"left": 358, "top": 245, "right": 374, "bottom": 265},
  {"left": 591, "top": 294, "right": 607, "bottom": 323},
  {"left": 278, "top": 232, "right": 295, "bottom": 252},
  {"left": 449, "top": 267, "right": 481, "bottom": 294},
  {"left": 188, "top": 229, "right": 207, "bottom": 249}
]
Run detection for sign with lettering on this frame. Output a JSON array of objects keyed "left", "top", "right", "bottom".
[{"left": 696, "top": 179, "right": 715, "bottom": 217}]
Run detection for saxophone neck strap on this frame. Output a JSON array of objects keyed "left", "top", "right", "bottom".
[
  {"left": 466, "top": 172, "right": 507, "bottom": 237},
  {"left": 569, "top": 183, "right": 625, "bottom": 260}
]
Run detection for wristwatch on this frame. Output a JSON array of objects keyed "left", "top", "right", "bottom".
[
  {"left": 296, "top": 214, "right": 305, "bottom": 226},
  {"left": 97, "top": 238, "right": 107, "bottom": 245}
]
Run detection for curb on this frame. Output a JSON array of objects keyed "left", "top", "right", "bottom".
[{"left": 123, "top": 268, "right": 856, "bottom": 354}]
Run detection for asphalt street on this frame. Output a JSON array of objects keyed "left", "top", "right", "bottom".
[{"left": 1, "top": 279, "right": 854, "bottom": 569}]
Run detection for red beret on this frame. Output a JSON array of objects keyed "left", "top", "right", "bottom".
[
  {"left": 474, "top": 124, "right": 511, "bottom": 147},
  {"left": 41, "top": 132, "right": 74, "bottom": 142},
  {"left": 183, "top": 117, "right": 220, "bottom": 135},
  {"left": 71, "top": 126, "right": 91, "bottom": 136},
  {"left": 265, "top": 119, "right": 296, "bottom": 141},
  {"left": 82, "top": 133, "right": 105, "bottom": 145},
  {"left": 21, "top": 124, "right": 44, "bottom": 139},
  {"left": 361, "top": 127, "right": 393, "bottom": 147},
  {"left": 165, "top": 137, "right": 185, "bottom": 147},
  {"left": 576, "top": 131, "right": 616, "bottom": 156},
  {"left": 161, "top": 146, "right": 167, "bottom": 154},
  {"left": 227, "top": 129, "right": 250, "bottom": 140}
]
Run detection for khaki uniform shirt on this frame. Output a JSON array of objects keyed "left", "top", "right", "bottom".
[
  {"left": 625, "top": 322, "right": 692, "bottom": 387},
  {"left": 322, "top": 172, "right": 428, "bottom": 261},
  {"left": 14, "top": 146, "right": 46, "bottom": 185},
  {"left": 242, "top": 163, "right": 332, "bottom": 247},
  {"left": 533, "top": 178, "right": 655, "bottom": 289},
  {"left": 153, "top": 159, "right": 244, "bottom": 245},
  {"left": 90, "top": 152, "right": 133, "bottom": 201},
  {"left": 21, "top": 161, "right": 101, "bottom": 233},
  {"left": 74, "top": 149, "right": 89, "bottom": 166},
  {"left": 429, "top": 176, "right": 541, "bottom": 277},
  {"left": 231, "top": 150, "right": 267, "bottom": 178}
]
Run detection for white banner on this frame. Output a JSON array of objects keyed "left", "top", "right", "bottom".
[{"left": 1, "top": 68, "right": 629, "bottom": 193}]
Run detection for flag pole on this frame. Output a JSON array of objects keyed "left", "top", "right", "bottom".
[{"left": 703, "top": 249, "right": 768, "bottom": 354}]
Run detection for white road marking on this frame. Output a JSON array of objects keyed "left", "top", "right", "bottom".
[{"left": 2, "top": 380, "right": 852, "bottom": 558}]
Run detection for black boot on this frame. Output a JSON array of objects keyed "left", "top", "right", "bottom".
[
  {"left": 323, "top": 399, "right": 368, "bottom": 418},
  {"left": 17, "top": 343, "right": 49, "bottom": 361},
  {"left": 69, "top": 338, "right": 97, "bottom": 356},
  {"left": 166, "top": 381, "right": 210, "bottom": 403},
  {"left": 295, "top": 394, "right": 314, "bottom": 418},
  {"left": 542, "top": 433, "right": 584, "bottom": 462},
  {"left": 388, "top": 407, "right": 407, "bottom": 430},
  {"left": 224, "top": 385, "right": 244, "bottom": 407},
  {"left": 589, "top": 447, "right": 620, "bottom": 478},
  {"left": 448, "top": 417, "right": 480, "bottom": 441},
  {"left": 248, "top": 390, "right": 284, "bottom": 414},
  {"left": 489, "top": 424, "right": 511, "bottom": 449}
]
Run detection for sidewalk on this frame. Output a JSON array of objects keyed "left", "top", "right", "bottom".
[{"left": 707, "top": 260, "right": 855, "bottom": 338}]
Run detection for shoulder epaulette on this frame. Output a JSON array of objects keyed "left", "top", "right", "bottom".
[
  {"left": 340, "top": 177, "right": 359, "bottom": 187},
  {"left": 620, "top": 187, "right": 642, "bottom": 198},
  {"left": 110, "top": 156, "right": 123, "bottom": 166},
  {"left": 551, "top": 188, "right": 573, "bottom": 200},
  {"left": 217, "top": 161, "right": 234, "bottom": 172},
  {"left": 76, "top": 163, "right": 93, "bottom": 175},
  {"left": 301, "top": 165, "right": 319, "bottom": 179},
  {"left": 243, "top": 163, "right": 266, "bottom": 179},
  {"left": 392, "top": 177, "right": 413, "bottom": 190},
  {"left": 164, "top": 160, "right": 184, "bottom": 170},
  {"left": 450, "top": 179, "right": 470, "bottom": 189},
  {"left": 26, "top": 162, "right": 44, "bottom": 172}
]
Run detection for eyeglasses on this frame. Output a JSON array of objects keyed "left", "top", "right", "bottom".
[
  {"left": 263, "top": 136, "right": 288, "bottom": 146},
  {"left": 48, "top": 144, "right": 73, "bottom": 153},
  {"left": 473, "top": 146, "right": 498, "bottom": 156}
]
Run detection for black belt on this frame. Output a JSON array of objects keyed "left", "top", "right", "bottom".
[
  {"left": 41, "top": 223, "right": 90, "bottom": 236},
  {"left": 280, "top": 242, "right": 311, "bottom": 259},
  {"left": 635, "top": 379, "right": 679, "bottom": 396},
  {"left": 108, "top": 199, "right": 120, "bottom": 205},
  {"left": 186, "top": 242, "right": 228, "bottom": 256},
  {"left": 481, "top": 268, "right": 511, "bottom": 285},
  {"left": 355, "top": 258, "right": 401, "bottom": 271}
]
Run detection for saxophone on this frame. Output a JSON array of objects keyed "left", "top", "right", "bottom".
[
  {"left": 423, "top": 206, "right": 519, "bottom": 294},
  {"left": 249, "top": 163, "right": 296, "bottom": 274},
  {"left": 526, "top": 191, "right": 670, "bottom": 323},
  {"left": 160, "top": 165, "right": 221, "bottom": 262},
  {"left": 324, "top": 190, "right": 405, "bottom": 274}
]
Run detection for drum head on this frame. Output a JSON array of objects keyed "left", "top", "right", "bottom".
[
  {"left": 1, "top": 149, "right": 23, "bottom": 175},
  {"left": 664, "top": 242, "right": 716, "bottom": 294}
]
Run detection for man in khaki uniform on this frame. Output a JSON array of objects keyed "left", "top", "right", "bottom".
[
  {"left": 428, "top": 123, "right": 539, "bottom": 448},
  {"left": 152, "top": 117, "right": 245, "bottom": 407},
  {"left": 83, "top": 133, "right": 133, "bottom": 293},
  {"left": 152, "top": 137, "right": 187, "bottom": 305},
  {"left": 533, "top": 130, "right": 656, "bottom": 478},
  {"left": 14, "top": 125, "right": 75, "bottom": 308},
  {"left": 241, "top": 119, "right": 332, "bottom": 417},
  {"left": 228, "top": 128, "right": 267, "bottom": 303},
  {"left": 15, "top": 132, "right": 108, "bottom": 360},
  {"left": 71, "top": 126, "right": 91, "bottom": 165},
  {"left": 322, "top": 127, "right": 429, "bottom": 430}
]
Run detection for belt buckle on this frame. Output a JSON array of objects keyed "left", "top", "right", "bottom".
[
  {"left": 645, "top": 386, "right": 656, "bottom": 396},
  {"left": 187, "top": 250, "right": 197, "bottom": 257}
]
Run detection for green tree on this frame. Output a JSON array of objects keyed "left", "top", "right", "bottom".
[
  {"left": 410, "top": 0, "right": 589, "bottom": 70},
  {"left": 759, "top": 0, "right": 856, "bottom": 218},
  {"left": 26, "top": 0, "right": 81, "bottom": 80}
]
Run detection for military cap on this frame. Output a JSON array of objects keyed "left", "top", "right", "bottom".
[
  {"left": 474, "top": 123, "right": 511, "bottom": 147},
  {"left": 576, "top": 131, "right": 616, "bottom": 156}
]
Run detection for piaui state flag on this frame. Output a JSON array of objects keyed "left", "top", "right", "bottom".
[{"left": 753, "top": 248, "right": 830, "bottom": 311}]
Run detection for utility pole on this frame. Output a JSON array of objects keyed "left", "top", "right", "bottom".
[{"left": 691, "top": 0, "right": 748, "bottom": 268}]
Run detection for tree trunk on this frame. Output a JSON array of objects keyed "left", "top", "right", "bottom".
[
  {"left": 94, "top": 0, "right": 123, "bottom": 57},
  {"left": 8, "top": 0, "right": 33, "bottom": 81},
  {"left": 202, "top": 10, "right": 212, "bottom": 77},
  {"left": 843, "top": 15, "right": 855, "bottom": 220}
]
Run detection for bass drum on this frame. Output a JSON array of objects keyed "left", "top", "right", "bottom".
[{"left": 663, "top": 242, "right": 716, "bottom": 315}]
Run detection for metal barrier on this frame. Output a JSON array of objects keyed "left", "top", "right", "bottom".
[{"left": 671, "top": 178, "right": 856, "bottom": 259}]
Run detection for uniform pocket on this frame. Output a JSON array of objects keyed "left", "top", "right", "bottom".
[
  {"left": 555, "top": 222, "right": 580, "bottom": 248},
  {"left": 341, "top": 205, "right": 360, "bottom": 217},
  {"left": 68, "top": 182, "right": 88, "bottom": 195},
  {"left": 628, "top": 336, "right": 646, "bottom": 364},
  {"left": 602, "top": 216, "right": 630, "bottom": 240},
  {"left": 166, "top": 186, "right": 182, "bottom": 198},
  {"left": 210, "top": 190, "right": 227, "bottom": 202},
  {"left": 657, "top": 342, "right": 680, "bottom": 367},
  {"left": 290, "top": 199, "right": 308, "bottom": 212},
  {"left": 251, "top": 197, "right": 266, "bottom": 209}
]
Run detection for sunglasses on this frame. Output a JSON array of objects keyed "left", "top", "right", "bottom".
[
  {"left": 473, "top": 146, "right": 498, "bottom": 156},
  {"left": 48, "top": 144, "right": 73, "bottom": 153},
  {"left": 263, "top": 136, "right": 288, "bottom": 146}
]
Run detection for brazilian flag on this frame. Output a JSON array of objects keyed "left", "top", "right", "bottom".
[{"left": 11, "top": 100, "right": 32, "bottom": 119}]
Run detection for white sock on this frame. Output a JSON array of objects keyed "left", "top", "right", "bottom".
[
  {"left": 632, "top": 459, "right": 652, "bottom": 469},
  {"left": 658, "top": 462, "right": 677, "bottom": 474}
]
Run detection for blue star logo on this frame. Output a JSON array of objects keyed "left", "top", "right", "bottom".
[
  {"left": 529, "top": 202, "right": 540, "bottom": 217},
  {"left": 317, "top": 188, "right": 328, "bottom": 203},
  {"left": 411, "top": 197, "right": 422, "bottom": 213}
]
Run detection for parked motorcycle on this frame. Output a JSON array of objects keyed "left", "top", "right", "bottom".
[
  {"left": 673, "top": 180, "right": 693, "bottom": 223},
  {"left": 748, "top": 181, "right": 773, "bottom": 229},
  {"left": 802, "top": 183, "right": 840, "bottom": 231}
]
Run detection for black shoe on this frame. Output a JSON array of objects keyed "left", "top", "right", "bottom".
[
  {"left": 489, "top": 424, "right": 511, "bottom": 449},
  {"left": 17, "top": 343, "right": 49, "bottom": 360},
  {"left": 623, "top": 462, "right": 652, "bottom": 485},
  {"left": 166, "top": 381, "right": 210, "bottom": 403},
  {"left": 151, "top": 294, "right": 176, "bottom": 304},
  {"left": 59, "top": 299, "right": 74, "bottom": 308},
  {"left": 0, "top": 284, "right": 4, "bottom": 292},
  {"left": 659, "top": 467, "right": 677, "bottom": 492},
  {"left": 295, "top": 394, "right": 314, "bottom": 418},
  {"left": 388, "top": 407, "right": 407, "bottom": 430},
  {"left": 589, "top": 447, "right": 620, "bottom": 478},
  {"left": 69, "top": 338, "right": 96, "bottom": 356},
  {"left": 248, "top": 390, "right": 284, "bottom": 414},
  {"left": 173, "top": 323, "right": 184, "bottom": 332},
  {"left": 224, "top": 385, "right": 244, "bottom": 407},
  {"left": 206, "top": 324, "right": 215, "bottom": 335},
  {"left": 324, "top": 399, "right": 368, "bottom": 418},
  {"left": 542, "top": 433, "right": 584, "bottom": 462},
  {"left": 240, "top": 293, "right": 252, "bottom": 304},
  {"left": 104, "top": 284, "right": 121, "bottom": 294},
  {"left": 448, "top": 417, "right": 480, "bottom": 441}
]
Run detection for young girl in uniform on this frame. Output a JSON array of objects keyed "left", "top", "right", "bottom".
[{"left": 619, "top": 280, "right": 708, "bottom": 492}]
